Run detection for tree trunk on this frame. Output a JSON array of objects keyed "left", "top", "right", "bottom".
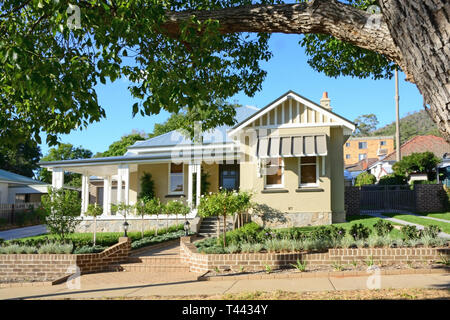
[
  {"left": 141, "top": 215, "right": 144, "bottom": 239},
  {"left": 93, "top": 216, "right": 97, "bottom": 247},
  {"left": 164, "top": 0, "right": 450, "bottom": 142},
  {"left": 223, "top": 213, "right": 227, "bottom": 247},
  {"left": 379, "top": 0, "right": 450, "bottom": 142}
]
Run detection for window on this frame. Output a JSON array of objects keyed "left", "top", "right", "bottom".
[
  {"left": 359, "top": 153, "right": 367, "bottom": 161},
  {"left": 264, "top": 158, "right": 284, "bottom": 188},
  {"left": 169, "top": 163, "right": 184, "bottom": 194},
  {"left": 345, "top": 142, "right": 350, "bottom": 147},
  {"left": 345, "top": 154, "right": 351, "bottom": 159},
  {"left": 358, "top": 142, "right": 367, "bottom": 149},
  {"left": 380, "top": 141, "right": 386, "bottom": 146},
  {"left": 299, "top": 156, "right": 318, "bottom": 187}
]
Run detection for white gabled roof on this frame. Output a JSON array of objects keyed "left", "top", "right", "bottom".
[{"left": 228, "top": 90, "right": 356, "bottom": 136}]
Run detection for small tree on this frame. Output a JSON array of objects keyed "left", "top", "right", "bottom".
[
  {"left": 41, "top": 187, "right": 82, "bottom": 241},
  {"left": 144, "top": 198, "right": 162, "bottom": 235},
  {"left": 166, "top": 199, "right": 190, "bottom": 227},
  {"left": 198, "top": 189, "right": 250, "bottom": 247},
  {"left": 234, "top": 191, "right": 253, "bottom": 229},
  {"left": 393, "top": 152, "right": 440, "bottom": 181},
  {"left": 86, "top": 203, "right": 103, "bottom": 245},
  {"left": 133, "top": 197, "right": 148, "bottom": 238},
  {"left": 355, "top": 172, "right": 376, "bottom": 187}
]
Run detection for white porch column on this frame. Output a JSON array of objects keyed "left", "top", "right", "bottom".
[
  {"left": 81, "top": 174, "right": 89, "bottom": 215},
  {"left": 118, "top": 165, "right": 129, "bottom": 206},
  {"left": 51, "top": 168, "right": 64, "bottom": 189},
  {"left": 196, "top": 164, "right": 201, "bottom": 207},
  {"left": 187, "top": 163, "right": 193, "bottom": 207},
  {"left": 117, "top": 170, "right": 123, "bottom": 204},
  {"left": 102, "top": 177, "right": 111, "bottom": 216}
]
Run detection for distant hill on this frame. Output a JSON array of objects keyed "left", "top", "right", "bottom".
[{"left": 372, "top": 109, "right": 441, "bottom": 145}]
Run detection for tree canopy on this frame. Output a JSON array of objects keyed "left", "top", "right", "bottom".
[
  {"left": 0, "top": 141, "right": 42, "bottom": 178},
  {"left": 1, "top": 0, "right": 448, "bottom": 147},
  {"left": 39, "top": 143, "right": 93, "bottom": 187},
  {"left": 94, "top": 132, "right": 147, "bottom": 158},
  {"left": 353, "top": 114, "right": 379, "bottom": 137}
]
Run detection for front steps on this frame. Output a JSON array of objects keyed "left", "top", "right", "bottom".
[
  {"left": 114, "top": 256, "right": 190, "bottom": 273},
  {"left": 111, "top": 243, "right": 191, "bottom": 273},
  {"left": 198, "top": 217, "right": 233, "bottom": 237}
]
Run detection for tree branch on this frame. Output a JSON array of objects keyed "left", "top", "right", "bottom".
[{"left": 163, "top": 0, "right": 408, "bottom": 77}]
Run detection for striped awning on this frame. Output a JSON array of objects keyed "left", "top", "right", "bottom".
[{"left": 257, "top": 134, "right": 327, "bottom": 158}]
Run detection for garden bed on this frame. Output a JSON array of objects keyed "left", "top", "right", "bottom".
[
  {"left": 200, "top": 262, "right": 450, "bottom": 280},
  {"left": 0, "top": 224, "right": 187, "bottom": 254}
]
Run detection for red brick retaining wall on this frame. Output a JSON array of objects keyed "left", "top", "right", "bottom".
[
  {"left": 0, "top": 237, "right": 131, "bottom": 282},
  {"left": 180, "top": 237, "right": 450, "bottom": 274}
]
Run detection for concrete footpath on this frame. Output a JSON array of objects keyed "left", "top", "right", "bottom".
[{"left": 1, "top": 272, "right": 449, "bottom": 300}]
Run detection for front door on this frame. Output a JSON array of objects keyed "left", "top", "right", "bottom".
[{"left": 219, "top": 163, "right": 240, "bottom": 191}]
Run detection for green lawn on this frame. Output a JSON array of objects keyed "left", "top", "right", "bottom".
[
  {"left": 417, "top": 212, "right": 450, "bottom": 221},
  {"left": 383, "top": 213, "right": 450, "bottom": 234}
]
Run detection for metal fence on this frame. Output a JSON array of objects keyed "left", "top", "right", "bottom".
[
  {"left": 0, "top": 203, "right": 42, "bottom": 224},
  {"left": 360, "top": 185, "right": 416, "bottom": 212}
]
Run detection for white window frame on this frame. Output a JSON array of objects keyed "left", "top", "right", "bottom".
[
  {"left": 264, "top": 157, "right": 284, "bottom": 189},
  {"left": 358, "top": 153, "right": 367, "bottom": 161},
  {"left": 298, "top": 156, "right": 319, "bottom": 188},
  {"left": 345, "top": 154, "right": 351, "bottom": 159},
  {"left": 168, "top": 163, "right": 184, "bottom": 194},
  {"left": 358, "top": 142, "right": 368, "bottom": 149}
]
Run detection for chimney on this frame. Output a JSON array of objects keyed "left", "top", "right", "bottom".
[{"left": 320, "top": 91, "right": 332, "bottom": 110}]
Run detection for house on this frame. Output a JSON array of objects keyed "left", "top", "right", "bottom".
[
  {"left": 344, "top": 158, "right": 379, "bottom": 185},
  {"left": 368, "top": 135, "right": 450, "bottom": 181},
  {"left": 437, "top": 153, "right": 450, "bottom": 187},
  {"left": 0, "top": 169, "right": 47, "bottom": 204},
  {"left": 39, "top": 90, "right": 355, "bottom": 231},
  {"left": 343, "top": 136, "right": 394, "bottom": 165}
]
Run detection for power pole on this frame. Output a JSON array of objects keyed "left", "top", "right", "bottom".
[{"left": 395, "top": 68, "right": 401, "bottom": 162}]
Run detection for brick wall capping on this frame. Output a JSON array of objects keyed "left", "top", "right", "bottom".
[{"left": 180, "top": 238, "right": 450, "bottom": 274}]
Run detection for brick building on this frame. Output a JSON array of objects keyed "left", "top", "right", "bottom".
[{"left": 343, "top": 136, "right": 395, "bottom": 165}]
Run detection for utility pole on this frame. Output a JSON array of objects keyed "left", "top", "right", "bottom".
[{"left": 395, "top": 68, "right": 401, "bottom": 162}]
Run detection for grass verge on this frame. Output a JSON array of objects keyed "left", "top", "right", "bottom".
[{"left": 383, "top": 213, "right": 450, "bottom": 234}]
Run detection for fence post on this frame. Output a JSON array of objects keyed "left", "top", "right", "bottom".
[{"left": 10, "top": 204, "right": 14, "bottom": 225}]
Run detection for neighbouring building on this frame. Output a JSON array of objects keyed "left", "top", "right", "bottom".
[
  {"left": 39, "top": 90, "right": 356, "bottom": 231},
  {"left": 368, "top": 135, "right": 450, "bottom": 181},
  {"left": 0, "top": 169, "right": 47, "bottom": 204},
  {"left": 344, "top": 158, "right": 379, "bottom": 185},
  {"left": 343, "top": 136, "right": 395, "bottom": 166}
]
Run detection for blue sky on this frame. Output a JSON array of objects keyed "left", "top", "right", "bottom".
[{"left": 39, "top": 33, "right": 424, "bottom": 156}]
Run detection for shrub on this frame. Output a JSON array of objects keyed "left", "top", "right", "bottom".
[
  {"left": 373, "top": 220, "right": 394, "bottom": 236},
  {"left": 378, "top": 174, "right": 407, "bottom": 185},
  {"left": 401, "top": 225, "right": 420, "bottom": 240},
  {"left": 225, "top": 244, "right": 240, "bottom": 253},
  {"left": 355, "top": 172, "right": 376, "bottom": 186},
  {"left": 367, "top": 235, "right": 384, "bottom": 248},
  {"left": 223, "top": 222, "right": 263, "bottom": 245},
  {"left": 73, "top": 245, "right": 107, "bottom": 254},
  {"left": 199, "top": 246, "right": 226, "bottom": 254},
  {"left": 350, "top": 223, "right": 371, "bottom": 240},
  {"left": 340, "top": 236, "right": 356, "bottom": 248},
  {"left": 37, "top": 242, "right": 73, "bottom": 254},
  {"left": 420, "top": 225, "right": 441, "bottom": 239}
]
